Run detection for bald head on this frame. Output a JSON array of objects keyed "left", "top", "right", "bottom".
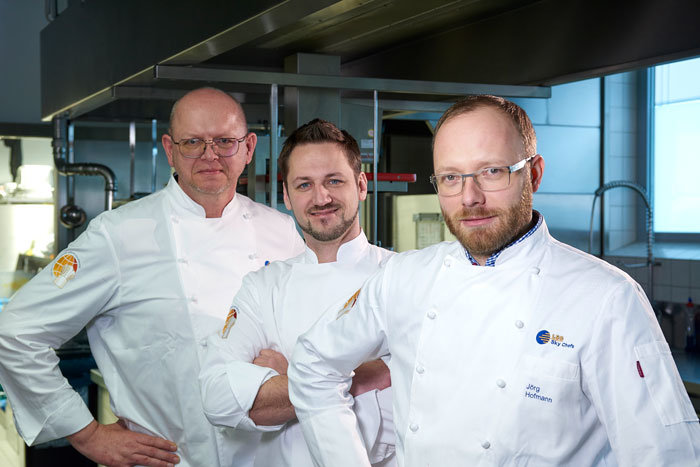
[{"left": 169, "top": 87, "right": 247, "bottom": 136}]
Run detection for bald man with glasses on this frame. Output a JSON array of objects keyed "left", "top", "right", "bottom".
[{"left": 0, "top": 88, "right": 304, "bottom": 467}]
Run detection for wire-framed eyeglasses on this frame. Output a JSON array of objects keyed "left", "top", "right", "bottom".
[
  {"left": 430, "top": 155, "right": 536, "bottom": 196},
  {"left": 170, "top": 135, "right": 248, "bottom": 159}
]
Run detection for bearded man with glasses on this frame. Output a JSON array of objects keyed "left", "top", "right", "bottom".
[
  {"left": 0, "top": 87, "right": 304, "bottom": 467},
  {"left": 288, "top": 95, "right": 700, "bottom": 466}
]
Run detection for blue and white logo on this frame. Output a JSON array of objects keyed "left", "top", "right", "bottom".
[{"left": 536, "top": 330, "right": 551, "bottom": 345}]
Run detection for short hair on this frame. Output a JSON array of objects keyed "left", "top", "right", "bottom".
[
  {"left": 278, "top": 119, "right": 361, "bottom": 185},
  {"left": 434, "top": 95, "right": 536, "bottom": 156}
]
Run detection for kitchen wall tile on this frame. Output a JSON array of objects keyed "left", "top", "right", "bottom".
[
  {"left": 690, "top": 261, "right": 700, "bottom": 288},
  {"left": 654, "top": 285, "right": 671, "bottom": 302},
  {"left": 672, "top": 286, "right": 691, "bottom": 304},
  {"left": 671, "top": 260, "right": 691, "bottom": 288},
  {"left": 654, "top": 259, "right": 673, "bottom": 286}
]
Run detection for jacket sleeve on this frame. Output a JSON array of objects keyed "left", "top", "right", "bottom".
[
  {"left": 0, "top": 217, "right": 120, "bottom": 445},
  {"left": 288, "top": 265, "right": 391, "bottom": 467},
  {"left": 199, "top": 273, "right": 283, "bottom": 432},
  {"left": 582, "top": 280, "right": 700, "bottom": 466}
]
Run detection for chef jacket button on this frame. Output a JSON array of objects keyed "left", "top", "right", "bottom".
[
  {"left": 443, "top": 257, "right": 453, "bottom": 267},
  {"left": 171, "top": 216, "right": 180, "bottom": 224},
  {"left": 190, "top": 296, "right": 198, "bottom": 303},
  {"left": 200, "top": 339, "right": 207, "bottom": 347},
  {"left": 248, "top": 253, "right": 258, "bottom": 260},
  {"left": 531, "top": 267, "right": 540, "bottom": 275},
  {"left": 481, "top": 441, "right": 491, "bottom": 450},
  {"left": 177, "top": 257, "right": 188, "bottom": 265},
  {"left": 416, "top": 365, "right": 425, "bottom": 374},
  {"left": 496, "top": 379, "right": 506, "bottom": 388},
  {"left": 242, "top": 212, "right": 251, "bottom": 220},
  {"left": 409, "top": 423, "right": 419, "bottom": 432},
  {"left": 514, "top": 320, "right": 524, "bottom": 329},
  {"left": 426, "top": 309, "right": 437, "bottom": 320}
]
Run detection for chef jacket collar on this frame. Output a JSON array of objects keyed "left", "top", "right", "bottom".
[
  {"left": 303, "top": 230, "right": 371, "bottom": 265},
  {"left": 166, "top": 174, "right": 242, "bottom": 218},
  {"left": 464, "top": 210, "right": 545, "bottom": 267}
]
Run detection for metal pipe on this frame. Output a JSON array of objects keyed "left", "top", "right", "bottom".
[
  {"left": 588, "top": 180, "right": 654, "bottom": 300},
  {"left": 269, "top": 84, "right": 278, "bottom": 210},
  {"left": 129, "top": 121, "right": 136, "bottom": 198},
  {"left": 52, "top": 116, "right": 117, "bottom": 211},
  {"left": 372, "top": 90, "right": 379, "bottom": 245},
  {"left": 151, "top": 119, "right": 158, "bottom": 192}
]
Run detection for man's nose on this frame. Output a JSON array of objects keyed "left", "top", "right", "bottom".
[
  {"left": 200, "top": 142, "right": 219, "bottom": 161},
  {"left": 312, "top": 184, "right": 332, "bottom": 205},
  {"left": 460, "top": 176, "right": 485, "bottom": 207}
]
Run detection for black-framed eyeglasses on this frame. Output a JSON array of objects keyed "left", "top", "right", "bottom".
[
  {"left": 429, "top": 154, "right": 536, "bottom": 196},
  {"left": 170, "top": 135, "right": 248, "bottom": 159}
]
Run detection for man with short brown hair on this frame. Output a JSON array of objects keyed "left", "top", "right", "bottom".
[{"left": 200, "top": 118, "right": 396, "bottom": 466}]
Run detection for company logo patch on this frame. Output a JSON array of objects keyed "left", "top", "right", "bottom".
[
  {"left": 536, "top": 330, "right": 551, "bottom": 344},
  {"left": 53, "top": 253, "right": 79, "bottom": 289},
  {"left": 336, "top": 289, "right": 361, "bottom": 319},
  {"left": 536, "top": 329, "right": 575, "bottom": 349},
  {"left": 221, "top": 307, "right": 238, "bottom": 338}
]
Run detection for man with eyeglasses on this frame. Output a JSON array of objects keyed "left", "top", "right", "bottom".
[
  {"left": 288, "top": 95, "right": 700, "bottom": 466},
  {"left": 0, "top": 87, "right": 304, "bottom": 467}
]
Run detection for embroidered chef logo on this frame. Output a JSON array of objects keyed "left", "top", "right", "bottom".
[
  {"left": 336, "top": 289, "right": 361, "bottom": 320},
  {"left": 53, "top": 253, "right": 79, "bottom": 289},
  {"left": 536, "top": 329, "right": 574, "bottom": 349},
  {"left": 221, "top": 307, "right": 238, "bottom": 339}
]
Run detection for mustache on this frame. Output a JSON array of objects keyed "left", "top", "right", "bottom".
[
  {"left": 452, "top": 206, "right": 505, "bottom": 220},
  {"left": 307, "top": 202, "right": 341, "bottom": 214}
]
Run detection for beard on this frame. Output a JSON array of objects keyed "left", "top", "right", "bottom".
[
  {"left": 443, "top": 179, "right": 533, "bottom": 258},
  {"left": 299, "top": 203, "right": 358, "bottom": 242}
]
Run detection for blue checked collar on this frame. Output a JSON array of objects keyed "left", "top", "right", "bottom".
[{"left": 465, "top": 210, "right": 543, "bottom": 267}]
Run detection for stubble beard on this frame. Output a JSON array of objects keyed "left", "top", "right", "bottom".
[
  {"left": 300, "top": 204, "right": 358, "bottom": 242},
  {"left": 443, "top": 179, "right": 533, "bottom": 258}
]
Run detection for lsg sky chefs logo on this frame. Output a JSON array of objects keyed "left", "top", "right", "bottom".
[{"left": 536, "top": 329, "right": 575, "bottom": 349}]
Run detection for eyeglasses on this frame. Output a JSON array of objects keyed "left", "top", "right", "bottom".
[
  {"left": 170, "top": 135, "right": 248, "bottom": 159},
  {"left": 430, "top": 155, "right": 536, "bottom": 196}
]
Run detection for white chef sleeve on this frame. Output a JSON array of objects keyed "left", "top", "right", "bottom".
[
  {"left": 199, "top": 273, "right": 283, "bottom": 432},
  {"left": 288, "top": 265, "right": 391, "bottom": 467},
  {"left": 0, "top": 216, "right": 120, "bottom": 445},
  {"left": 353, "top": 387, "right": 395, "bottom": 465},
  {"left": 582, "top": 280, "right": 700, "bottom": 466}
]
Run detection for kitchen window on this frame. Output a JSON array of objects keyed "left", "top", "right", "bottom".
[{"left": 653, "top": 56, "right": 700, "bottom": 237}]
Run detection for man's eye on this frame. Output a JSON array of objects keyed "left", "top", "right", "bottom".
[
  {"left": 183, "top": 138, "right": 202, "bottom": 147},
  {"left": 440, "top": 174, "right": 461, "bottom": 184},
  {"left": 482, "top": 167, "right": 507, "bottom": 178},
  {"left": 297, "top": 182, "right": 311, "bottom": 190},
  {"left": 328, "top": 179, "right": 343, "bottom": 185}
]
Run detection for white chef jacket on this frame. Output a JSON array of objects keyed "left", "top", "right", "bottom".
[
  {"left": 0, "top": 176, "right": 305, "bottom": 467},
  {"left": 288, "top": 218, "right": 700, "bottom": 467},
  {"left": 199, "top": 231, "right": 396, "bottom": 467}
]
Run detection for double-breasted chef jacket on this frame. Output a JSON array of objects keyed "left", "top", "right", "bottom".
[
  {"left": 0, "top": 176, "right": 305, "bottom": 467},
  {"left": 200, "top": 231, "right": 397, "bottom": 466},
  {"left": 289, "top": 215, "right": 700, "bottom": 467}
]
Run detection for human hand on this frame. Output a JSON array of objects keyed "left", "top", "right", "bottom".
[
  {"left": 350, "top": 359, "right": 391, "bottom": 397},
  {"left": 67, "top": 419, "right": 179, "bottom": 467},
  {"left": 253, "top": 348, "right": 289, "bottom": 375}
]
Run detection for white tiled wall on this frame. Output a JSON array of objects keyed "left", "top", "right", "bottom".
[
  {"left": 603, "top": 71, "right": 640, "bottom": 252},
  {"left": 606, "top": 255, "right": 700, "bottom": 306}
]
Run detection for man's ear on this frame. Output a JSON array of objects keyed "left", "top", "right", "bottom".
[
  {"left": 530, "top": 154, "right": 545, "bottom": 193},
  {"left": 162, "top": 134, "right": 175, "bottom": 168},
  {"left": 283, "top": 182, "right": 292, "bottom": 211},
  {"left": 358, "top": 172, "right": 368, "bottom": 202},
  {"left": 243, "top": 133, "right": 257, "bottom": 165}
]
